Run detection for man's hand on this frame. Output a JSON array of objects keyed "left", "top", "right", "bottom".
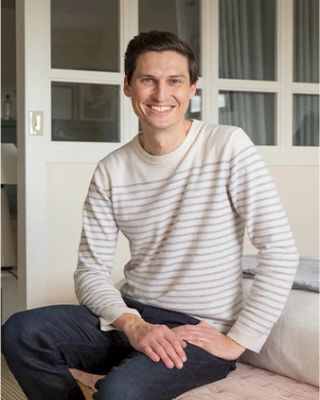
[
  {"left": 113, "top": 314, "right": 187, "bottom": 369},
  {"left": 172, "top": 321, "right": 245, "bottom": 361}
]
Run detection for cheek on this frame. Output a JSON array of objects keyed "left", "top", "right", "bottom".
[
  {"left": 175, "top": 89, "right": 194, "bottom": 105},
  {"left": 133, "top": 88, "right": 152, "bottom": 103}
]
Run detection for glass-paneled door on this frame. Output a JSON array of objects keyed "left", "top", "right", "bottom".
[
  {"left": 51, "top": 0, "right": 121, "bottom": 143},
  {"left": 16, "top": 0, "right": 138, "bottom": 309}
]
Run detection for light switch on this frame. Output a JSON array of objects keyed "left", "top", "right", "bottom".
[{"left": 29, "top": 111, "right": 43, "bottom": 135}]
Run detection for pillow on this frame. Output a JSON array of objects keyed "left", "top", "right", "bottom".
[{"left": 240, "top": 279, "right": 319, "bottom": 387}]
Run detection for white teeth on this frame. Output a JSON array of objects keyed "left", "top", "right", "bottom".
[{"left": 150, "top": 105, "right": 172, "bottom": 113}]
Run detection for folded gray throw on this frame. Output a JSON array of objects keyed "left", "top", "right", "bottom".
[{"left": 242, "top": 255, "right": 319, "bottom": 292}]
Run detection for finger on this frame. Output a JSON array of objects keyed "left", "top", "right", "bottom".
[
  {"left": 143, "top": 345, "right": 161, "bottom": 363},
  {"left": 151, "top": 333, "right": 187, "bottom": 369},
  {"left": 171, "top": 330, "right": 188, "bottom": 349},
  {"left": 150, "top": 341, "right": 175, "bottom": 369},
  {"left": 161, "top": 337, "right": 186, "bottom": 368},
  {"left": 161, "top": 328, "right": 188, "bottom": 362}
]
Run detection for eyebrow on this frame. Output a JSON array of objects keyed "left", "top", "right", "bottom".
[{"left": 138, "top": 74, "right": 187, "bottom": 79}]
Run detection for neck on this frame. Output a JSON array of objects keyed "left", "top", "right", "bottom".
[{"left": 139, "top": 120, "right": 192, "bottom": 156}]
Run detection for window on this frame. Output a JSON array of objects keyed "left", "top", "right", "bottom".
[
  {"left": 292, "top": 0, "right": 319, "bottom": 147},
  {"left": 51, "top": 82, "right": 120, "bottom": 142},
  {"left": 51, "top": 0, "right": 119, "bottom": 72},
  {"left": 50, "top": 0, "right": 121, "bottom": 142},
  {"left": 218, "top": 0, "right": 277, "bottom": 145},
  {"left": 49, "top": 0, "right": 319, "bottom": 163},
  {"left": 217, "top": 0, "right": 319, "bottom": 151},
  {"left": 138, "top": 0, "right": 319, "bottom": 162},
  {"left": 139, "top": 0, "right": 201, "bottom": 73}
]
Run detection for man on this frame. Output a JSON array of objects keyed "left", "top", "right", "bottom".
[{"left": 2, "top": 31, "right": 299, "bottom": 400}]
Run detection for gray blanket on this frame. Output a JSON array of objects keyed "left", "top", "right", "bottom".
[{"left": 242, "top": 255, "right": 319, "bottom": 292}]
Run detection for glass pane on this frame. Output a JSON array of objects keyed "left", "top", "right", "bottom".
[
  {"left": 52, "top": 82, "right": 120, "bottom": 142},
  {"left": 186, "top": 89, "right": 202, "bottom": 120},
  {"left": 219, "top": 0, "right": 276, "bottom": 80},
  {"left": 293, "top": 0, "right": 319, "bottom": 83},
  {"left": 51, "top": 0, "right": 119, "bottom": 71},
  {"left": 293, "top": 94, "right": 319, "bottom": 146},
  {"left": 139, "top": 0, "right": 201, "bottom": 75},
  {"left": 219, "top": 91, "right": 276, "bottom": 145}
]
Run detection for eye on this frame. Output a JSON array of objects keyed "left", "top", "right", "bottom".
[
  {"left": 141, "top": 77, "right": 154, "bottom": 84},
  {"left": 170, "top": 78, "right": 182, "bottom": 86}
]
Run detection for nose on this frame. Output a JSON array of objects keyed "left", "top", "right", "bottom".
[{"left": 153, "top": 82, "right": 169, "bottom": 102}]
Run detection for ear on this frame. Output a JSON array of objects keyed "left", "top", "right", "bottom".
[
  {"left": 123, "top": 76, "right": 131, "bottom": 97},
  {"left": 189, "top": 82, "right": 197, "bottom": 99}
]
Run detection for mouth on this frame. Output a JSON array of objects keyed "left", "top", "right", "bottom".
[{"left": 147, "top": 105, "right": 175, "bottom": 114}]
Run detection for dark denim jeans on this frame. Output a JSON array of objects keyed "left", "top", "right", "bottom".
[{"left": 2, "top": 297, "right": 236, "bottom": 400}]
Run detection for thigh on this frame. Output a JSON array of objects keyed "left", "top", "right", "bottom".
[
  {"left": 94, "top": 343, "right": 236, "bottom": 400},
  {"left": 2, "top": 304, "right": 128, "bottom": 373}
]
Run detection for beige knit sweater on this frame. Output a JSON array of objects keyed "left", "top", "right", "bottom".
[{"left": 75, "top": 120, "right": 299, "bottom": 353}]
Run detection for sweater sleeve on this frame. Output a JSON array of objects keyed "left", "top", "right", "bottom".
[
  {"left": 74, "top": 162, "right": 140, "bottom": 326},
  {"left": 225, "top": 129, "right": 299, "bottom": 353}
]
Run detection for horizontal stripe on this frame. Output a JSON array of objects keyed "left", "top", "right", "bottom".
[
  {"left": 106, "top": 161, "right": 231, "bottom": 191},
  {"left": 117, "top": 206, "right": 238, "bottom": 225},
  {"left": 111, "top": 170, "right": 229, "bottom": 196}
]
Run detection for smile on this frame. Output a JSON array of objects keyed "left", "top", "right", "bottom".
[{"left": 148, "top": 105, "right": 174, "bottom": 113}]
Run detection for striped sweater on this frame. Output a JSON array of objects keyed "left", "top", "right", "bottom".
[{"left": 75, "top": 120, "right": 299, "bottom": 353}]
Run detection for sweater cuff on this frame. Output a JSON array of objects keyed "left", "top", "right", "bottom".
[
  {"left": 227, "top": 323, "right": 269, "bottom": 353},
  {"left": 99, "top": 306, "right": 141, "bottom": 331}
]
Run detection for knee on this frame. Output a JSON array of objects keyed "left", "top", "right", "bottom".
[
  {"left": 2, "top": 309, "right": 50, "bottom": 358},
  {"left": 2, "top": 311, "right": 28, "bottom": 355}
]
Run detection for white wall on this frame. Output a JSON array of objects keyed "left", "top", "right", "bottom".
[
  {"left": 244, "top": 165, "right": 319, "bottom": 258},
  {"left": 46, "top": 163, "right": 130, "bottom": 304}
]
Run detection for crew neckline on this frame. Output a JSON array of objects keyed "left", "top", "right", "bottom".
[{"left": 132, "top": 120, "right": 199, "bottom": 165}]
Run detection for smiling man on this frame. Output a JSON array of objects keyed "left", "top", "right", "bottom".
[
  {"left": 124, "top": 49, "right": 196, "bottom": 154},
  {"left": 2, "top": 31, "right": 298, "bottom": 400}
]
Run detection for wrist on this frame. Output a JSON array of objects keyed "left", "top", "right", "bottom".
[
  {"left": 113, "top": 313, "right": 144, "bottom": 333},
  {"left": 225, "top": 335, "right": 246, "bottom": 358}
]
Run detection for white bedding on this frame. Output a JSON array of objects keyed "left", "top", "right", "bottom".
[{"left": 240, "top": 279, "right": 319, "bottom": 386}]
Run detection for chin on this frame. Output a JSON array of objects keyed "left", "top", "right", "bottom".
[
  {"left": 145, "top": 115, "right": 184, "bottom": 129},
  {"left": 147, "top": 122, "right": 174, "bottom": 131}
]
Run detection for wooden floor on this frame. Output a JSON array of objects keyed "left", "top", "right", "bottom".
[{"left": 1, "top": 355, "right": 26, "bottom": 400}]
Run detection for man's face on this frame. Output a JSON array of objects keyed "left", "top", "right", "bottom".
[{"left": 124, "top": 51, "right": 196, "bottom": 132}]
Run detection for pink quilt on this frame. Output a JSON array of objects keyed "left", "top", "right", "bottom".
[
  {"left": 174, "top": 363, "right": 319, "bottom": 400},
  {"left": 75, "top": 362, "right": 319, "bottom": 399}
]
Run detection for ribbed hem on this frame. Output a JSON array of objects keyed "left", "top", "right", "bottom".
[
  {"left": 227, "top": 324, "right": 269, "bottom": 353},
  {"left": 99, "top": 306, "right": 141, "bottom": 331}
]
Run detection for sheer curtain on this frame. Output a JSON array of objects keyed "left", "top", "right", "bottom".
[
  {"left": 294, "top": 0, "right": 319, "bottom": 83},
  {"left": 293, "top": 95, "right": 319, "bottom": 146},
  {"left": 293, "top": 0, "right": 319, "bottom": 146},
  {"left": 219, "top": 0, "right": 276, "bottom": 145},
  {"left": 175, "top": 0, "right": 200, "bottom": 69},
  {"left": 219, "top": 0, "right": 319, "bottom": 147}
]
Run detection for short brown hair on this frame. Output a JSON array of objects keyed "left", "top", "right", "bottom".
[{"left": 125, "top": 31, "right": 198, "bottom": 85}]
